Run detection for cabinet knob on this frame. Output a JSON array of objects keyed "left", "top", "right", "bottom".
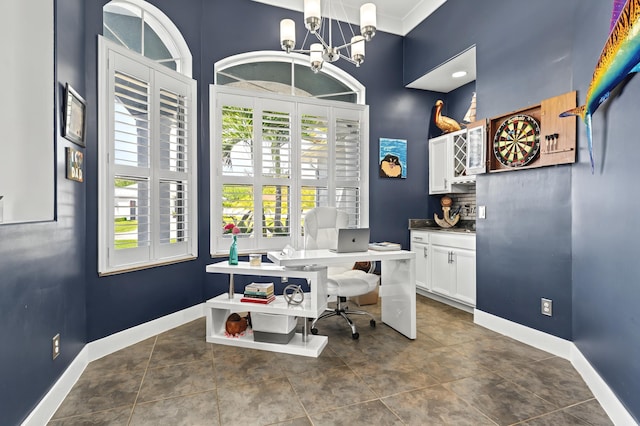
[{"left": 423, "top": 247, "right": 428, "bottom": 257}]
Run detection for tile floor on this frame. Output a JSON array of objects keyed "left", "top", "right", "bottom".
[{"left": 49, "top": 295, "right": 614, "bottom": 425}]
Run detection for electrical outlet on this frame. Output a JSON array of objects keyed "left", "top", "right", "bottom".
[
  {"left": 478, "top": 205, "right": 486, "bottom": 219},
  {"left": 52, "top": 334, "right": 60, "bottom": 360},
  {"left": 541, "top": 298, "right": 553, "bottom": 316},
  {"left": 281, "top": 276, "right": 288, "bottom": 283}
]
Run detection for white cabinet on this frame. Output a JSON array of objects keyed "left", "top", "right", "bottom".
[
  {"left": 429, "top": 129, "right": 475, "bottom": 194},
  {"left": 410, "top": 231, "right": 431, "bottom": 291},
  {"left": 410, "top": 230, "right": 476, "bottom": 310}
]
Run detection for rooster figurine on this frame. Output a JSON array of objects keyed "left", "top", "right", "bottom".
[{"left": 434, "top": 100, "right": 462, "bottom": 134}]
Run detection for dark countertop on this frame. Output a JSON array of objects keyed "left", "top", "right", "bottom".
[{"left": 408, "top": 218, "right": 476, "bottom": 234}]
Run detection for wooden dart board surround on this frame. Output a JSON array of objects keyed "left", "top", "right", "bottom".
[{"left": 487, "top": 91, "right": 577, "bottom": 172}]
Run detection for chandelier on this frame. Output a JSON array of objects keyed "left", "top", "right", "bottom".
[{"left": 280, "top": 0, "right": 377, "bottom": 73}]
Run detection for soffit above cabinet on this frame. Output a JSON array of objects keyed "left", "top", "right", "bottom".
[{"left": 406, "top": 46, "right": 476, "bottom": 93}]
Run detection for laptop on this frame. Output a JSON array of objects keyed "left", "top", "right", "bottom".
[{"left": 330, "top": 228, "right": 370, "bottom": 253}]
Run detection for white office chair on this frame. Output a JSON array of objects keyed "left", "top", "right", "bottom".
[{"left": 304, "top": 207, "right": 378, "bottom": 339}]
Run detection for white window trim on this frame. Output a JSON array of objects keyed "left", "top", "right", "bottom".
[
  {"left": 210, "top": 84, "right": 369, "bottom": 256},
  {"left": 214, "top": 51, "right": 366, "bottom": 104},
  {"left": 98, "top": 37, "right": 198, "bottom": 275},
  {"left": 104, "top": 0, "right": 193, "bottom": 77}
]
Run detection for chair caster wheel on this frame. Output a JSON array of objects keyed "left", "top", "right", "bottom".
[
  {"left": 370, "top": 319, "right": 376, "bottom": 328},
  {"left": 311, "top": 328, "right": 319, "bottom": 335},
  {"left": 352, "top": 332, "right": 359, "bottom": 340}
]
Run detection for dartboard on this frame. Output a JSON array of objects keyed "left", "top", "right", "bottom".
[{"left": 493, "top": 114, "right": 541, "bottom": 167}]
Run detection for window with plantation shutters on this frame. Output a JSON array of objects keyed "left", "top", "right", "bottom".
[
  {"left": 211, "top": 85, "right": 368, "bottom": 255},
  {"left": 99, "top": 38, "right": 197, "bottom": 274}
]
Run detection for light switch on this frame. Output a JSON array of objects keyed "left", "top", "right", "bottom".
[{"left": 478, "top": 205, "right": 486, "bottom": 219}]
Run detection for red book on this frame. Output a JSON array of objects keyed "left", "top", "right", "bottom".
[{"left": 240, "top": 295, "right": 276, "bottom": 304}]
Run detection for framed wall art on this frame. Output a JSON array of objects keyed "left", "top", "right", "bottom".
[
  {"left": 379, "top": 138, "right": 407, "bottom": 179},
  {"left": 63, "top": 83, "right": 87, "bottom": 147},
  {"left": 66, "top": 147, "right": 84, "bottom": 182}
]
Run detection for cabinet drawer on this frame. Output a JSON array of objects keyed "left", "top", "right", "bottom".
[
  {"left": 431, "top": 233, "right": 475, "bottom": 250},
  {"left": 411, "top": 231, "right": 430, "bottom": 243}
]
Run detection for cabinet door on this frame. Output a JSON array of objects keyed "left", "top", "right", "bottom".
[
  {"left": 452, "top": 248, "right": 476, "bottom": 306},
  {"left": 431, "top": 245, "right": 452, "bottom": 296},
  {"left": 412, "top": 241, "right": 430, "bottom": 291},
  {"left": 429, "top": 136, "right": 449, "bottom": 194},
  {"left": 466, "top": 120, "right": 486, "bottom": 175}
]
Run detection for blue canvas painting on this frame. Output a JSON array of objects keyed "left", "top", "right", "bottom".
[{"left": 379, "top": 138, "right": 407, "bottom": 179}]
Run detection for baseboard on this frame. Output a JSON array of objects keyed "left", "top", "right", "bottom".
[
  {"left": 21, "top": 346, "right": 90, "bottom": 426},
  {"left": 571, "top": 346, "right": 638, "bottom": 426},
  {"left": 21, "top": 303, "right": 205, "bottom": 426},
  {"left": 474, "top": 309, "right": 637, "bottom": 426},
  {"left": 473, "top": 309, "right": 572, "bottom": 359},
  {"left": 87, "top": 304, "right": 205, "bottom": 361},
  {"left": 416, "top": 288, "right": 473, "bottom": 313}
]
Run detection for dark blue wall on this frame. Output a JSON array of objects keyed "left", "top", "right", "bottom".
[
  {"left": 572, "top": 2, "right": 640, "bottom": 418},
  {"left": 0, "top": 1, "right": 87, "bottom": 425},
  {"left": 7, "top": 0, "right": 639, "bottom": 424},
  {"left": 407, "top": 0, "right": 638, "bottom": 420}
]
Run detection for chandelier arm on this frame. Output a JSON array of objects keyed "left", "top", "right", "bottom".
[
  {"left": 314, "top": 32, "right": 332, "bottom": 50},
  {"left": 338, "top": 51, "right": 357, "bottom": 65}
]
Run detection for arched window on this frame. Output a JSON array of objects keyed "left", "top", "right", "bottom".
[
  {"left": 103, "top": 0, "right": 192, "bottom": 77},
  {"left": 210, "top": 52, "right": 369, "bottom": 254},
  {"left": 215, "top": 51, "right": 365, "bottom": 104},
  {"left": 98, "top": 1, "right": 197, "bottom": 274}
]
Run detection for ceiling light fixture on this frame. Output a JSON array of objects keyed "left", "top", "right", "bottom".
[
  {"left": 452, "top": 70, "right": 467, "bottom": 78},
  {"left": 280, "top": 0, "right": 377, "bottom": 73}
]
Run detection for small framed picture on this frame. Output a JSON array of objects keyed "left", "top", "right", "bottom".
[
  {"left": 66, "top": 147, "right": 84, "bottom": 182},
  {"left": 379, "top": 138, "right": 407, "bottom": 179},
  {"left": 63, "top": 83, "right": 86, "bottom": 147}
]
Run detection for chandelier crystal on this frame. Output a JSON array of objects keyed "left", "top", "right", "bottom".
[{"left": 280, "top": 0, "right": 377, "bottom": 73}]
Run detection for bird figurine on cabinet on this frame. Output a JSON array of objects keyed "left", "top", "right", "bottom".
[{"left": 434, "top": 99, "right": 462, "bottom": 134}]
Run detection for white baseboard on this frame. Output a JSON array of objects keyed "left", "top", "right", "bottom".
[
  {"left": 473, "top": 309, "right": 572, "bottom": 359},
  {"left": 87, "top": 304, "right": 204, "bottom": 361},
  {"left": 571, "top": 346, "right": 638, "bottom": 426},
  {"left": 21, "top": 303, "right": 205, "bottom": 426},
  {"left": 21, "top": 346, "right": 90, "bottom": 426},
  {"left": 474, "top": 309, "right": 637, "bottom": 426}
]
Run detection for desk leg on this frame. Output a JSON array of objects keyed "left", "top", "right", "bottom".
[
  {"left": 380, "top": 258, "right": 416, "bottom": 339},
  {"left": 228, "top": 273, "right": 234, "bottom": 299},
  {"left": 302, "top": 318, "right": 308, "bottom": 342}
]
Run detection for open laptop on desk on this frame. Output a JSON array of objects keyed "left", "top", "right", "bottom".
[{"left": 329, "top": 228, "right": 370, "bottom": 253}]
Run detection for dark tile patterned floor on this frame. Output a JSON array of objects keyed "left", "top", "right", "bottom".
[{"left": 49, "top": 296, "right": 614, "bottom": 425}]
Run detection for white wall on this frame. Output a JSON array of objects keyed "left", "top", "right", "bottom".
[{"left": 0, "top": 0, "right": 54, "bottom": 223}]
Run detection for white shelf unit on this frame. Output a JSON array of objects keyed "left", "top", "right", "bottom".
[{"left": 205, "top": 261, "right": 329, "bottom": 357}]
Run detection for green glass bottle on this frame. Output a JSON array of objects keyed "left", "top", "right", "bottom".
[{"left": 229, "top": 235, "right": 238, "bottom": 265}]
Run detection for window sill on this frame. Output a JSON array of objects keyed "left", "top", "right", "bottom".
[{"left": 98, "top": 255, "right": 197, "bottom": 277}]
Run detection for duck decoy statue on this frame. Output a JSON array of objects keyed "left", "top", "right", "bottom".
[
  {"left": 434, "top": 100, "right": 462, "bottom": 134},
  {"left": 560, "top": 0, "right": 640, "bottom": 173}
]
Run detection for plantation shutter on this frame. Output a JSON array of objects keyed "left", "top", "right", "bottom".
[
  {"left": 334, "top": 109, "right": 363, "bottom": 228},
  {"left": 99, "top": 38, "right": 197, "bottom": 274},
  {"left": 156, "top": 72, "right": 193, "bottom": 258},
  {"left": 299, "top": 104, "right": 330, "bottom": 235},
  {"left": 211, "top": 86, "right": 368, "bottom": 254}
]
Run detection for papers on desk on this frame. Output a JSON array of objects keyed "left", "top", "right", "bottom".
[{"left": 368, "top": 242, "right": 401, "bottom": 251}]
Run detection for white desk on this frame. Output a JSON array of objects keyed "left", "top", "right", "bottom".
[{"left": 267, "top": 249, "right": 417, "bottom": 339}]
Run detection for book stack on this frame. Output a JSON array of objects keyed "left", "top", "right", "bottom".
[{"left": 241, "top": 282, "right": 275, "bottom": 304}]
